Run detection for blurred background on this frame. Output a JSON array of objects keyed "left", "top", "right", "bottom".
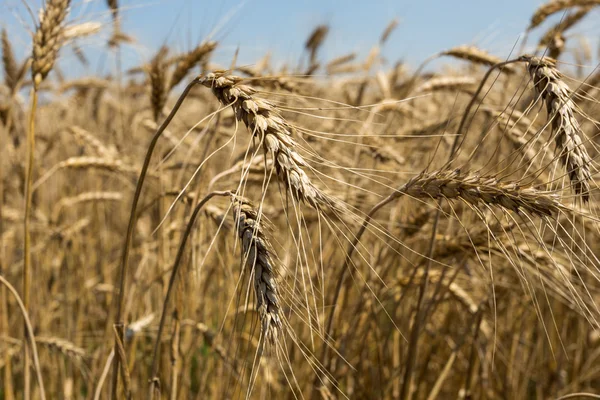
[{"left": 2, "top": 0, "right": 600, "bottom": 78}]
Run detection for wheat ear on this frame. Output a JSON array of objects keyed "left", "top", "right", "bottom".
[
  {"left": 529, "top": 0, "right": 600, "bottom": 30},
  {"left": 149, "top": 46, "right": 168, "bottom": 122},
  {"left": 233, "top": 202, "right": 282, "bottom": 341},
  {"left": 524, "top": 56, "right": 593, "bottom": 200},
  {"left": 440, "top": 45, "right": 516, "bottom": 73},
  {"left": 2, "top": 29, "right": 19, "bottom": 91},
  {"left": 201, "top": 71, "right": 341, "bottom": 212},
  {"left": 169, "top": 41, "right": 217, "bottom": 90},
  {"left": 398, "top": 169, "right": 563, "bottom": 217},
  {"left": 416, "top": 76, "right": 477, "bottom": 93},
  {"left": 25, "top": 2, "right": 70, "bottom": 398},
  {"left": 538, "top": 7, "right": 592, "bottom": 58},
  {"left": 32, "top": 0, "right": 71, "bottom": 87}
]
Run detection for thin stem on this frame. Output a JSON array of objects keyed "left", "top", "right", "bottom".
[
  {"left": 399, "top": 213, "right": 439, "bottom": 400},
  {"left": 23, "top": 88, "right": 38, "bottom": 400},
  {"left": 320, "top": 191, "right": 399, "bottom": 369},
  {"left": 0, "top": 274, "right": 46, "bottom": 400},
  {"left": 0, "top": 91, "right": 15, "bottom": 400},
  {"left": 319, "top": 57, "right": 526, "bottom": 395},
  {"left": 148, "top": 191, "right": 232, "bottom": 400},
  {"left": 110, "top": 77, "right": 201, "bottom": 398},
  {"left": 450, "top": 58, "right": 524, "bottom": 162},
  {"left": 400, "top": 57, "right": 525, "bottom": 400}
]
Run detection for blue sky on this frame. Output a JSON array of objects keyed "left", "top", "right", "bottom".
[{"left": 2, "top": 0, "right": 600, "bottom": 77}]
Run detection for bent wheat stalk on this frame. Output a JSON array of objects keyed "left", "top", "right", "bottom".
[
  {"left": 0, "top": 275, "right": 46, "bottom": 400},
  {"left": 25, "top": 1, "right": 70, "bottom": 398},
  {"left": 113, "top": 77, "right": 202, "bottom": 396},
  {"left": 320, "top": 57, "right": 527, "bottom": 392},
  {"left": 148, "top": 191, "right": 232, "bottom": 400}
]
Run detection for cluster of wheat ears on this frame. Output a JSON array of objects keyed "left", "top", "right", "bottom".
[{"left": 2, "top": 0, "right": 600, "bottom": 398}]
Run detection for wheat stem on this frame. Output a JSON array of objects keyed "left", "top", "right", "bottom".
[
  {"left": 112, "top": 77, "right": 202, "bottom": 397},
  {"left": 148, "top": 190, "right": 231, "bottom": 400},
  {"left": 0, "top": 274, "right": 46, "bottom": 400}
]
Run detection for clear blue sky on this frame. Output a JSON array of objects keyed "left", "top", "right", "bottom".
[{"left": 2, "top": 0, "right": 599, "bottom": 78}]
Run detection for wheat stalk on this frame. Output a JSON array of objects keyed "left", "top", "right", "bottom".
[
  {"left": 106, "top": 0, "right": 118, "bottom": 21},
  {"left": 25, "top": 2, "right": 71, "bottom": 397}
]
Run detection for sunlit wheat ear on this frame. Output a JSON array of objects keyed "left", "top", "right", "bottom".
[
  {"left": 529, "top": 0, "right": 600, "bottom": 30},
  {"left": 32, "top": 0, "right": 71, "bottom": 88},
  {"left": 67, "top": 126, "right": 117, "bottom": 158},
  {"left": 440, "top": 45, "right": 516, "bottom": 73},
  {"left": 233, "top": 202, "right": 282, "bottom": 342},
  {"left": 149, "top": 46, "right": 168, "bottom": 122},
  {"left": 200, "top": 71, "right": 343, "bottom": 212},
  {"left": 524, "top": 55, "right": 593, "bottom": 200},
  {"left": 305, "top": 24, "right": 329, "bottom": 64},
  {"left": 379, "top": 18, "right": 399, "bottom": 45},
  {"left": 537, "top": 7, "right": 592, "bottom": 58},
  {"left": 397, "top": 169, "right": 564, "bottom": 217},
  {"left": 168, "top": 41, "right": 217, "bottom": 90},
  {"left": 326, "top": 53, "right": 357, "bottom": 73},
  {"left": 416, "top": 76, "right": 477, "bottom": 93},
  {"left": 2, "top": 29, "right": 21, "bottom": 91},
  {"left": 52, "top": 191, "right": 123, "bottom": 221}
]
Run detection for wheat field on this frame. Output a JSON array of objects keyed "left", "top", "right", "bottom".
[{"left": 2, "top": 0, "right": 600, "bottom": 399}]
